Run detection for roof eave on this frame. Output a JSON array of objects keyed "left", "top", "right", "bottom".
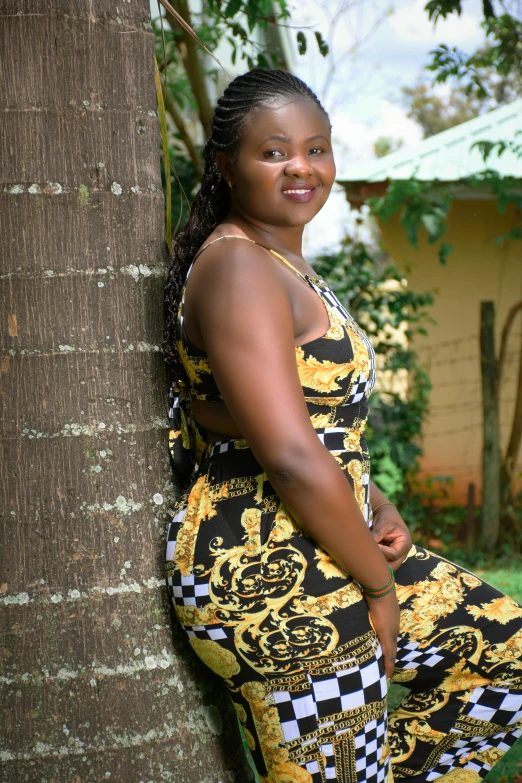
[{"left": 337, "top": 178, "right": 522, "bottom": 204}]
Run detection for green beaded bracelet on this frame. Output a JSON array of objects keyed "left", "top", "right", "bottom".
[{"left": 361, "top": 566, "right": 395, "bottom": 598}]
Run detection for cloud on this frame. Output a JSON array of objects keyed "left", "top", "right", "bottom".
[
  {"left": 388, "top": 0, "right": 484, "bottom": 47},
  {"left": 331, "top": 99, "right": 423, "bottom": 170}
]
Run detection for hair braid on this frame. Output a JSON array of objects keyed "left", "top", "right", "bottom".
[{"left": 163, "top": 68, "right": 329, "bottom": 384}]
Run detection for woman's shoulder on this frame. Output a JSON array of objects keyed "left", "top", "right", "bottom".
[{"left": 190, "top": 230, "right": 280, "bottom": 288}]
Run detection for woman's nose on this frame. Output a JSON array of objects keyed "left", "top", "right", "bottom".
[{"left": 284, "top": 155, "right": 314, "bottom": 177}]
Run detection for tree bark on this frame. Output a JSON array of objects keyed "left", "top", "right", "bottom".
[
  {"left": 479, "top": 301, "right": 500, "bottom": 549},
  {"left": 499, "top": 303, "right": 522, "bottom": 504},
  {"left": 0, "top": 2, "right": 249, "bottom": 780}
]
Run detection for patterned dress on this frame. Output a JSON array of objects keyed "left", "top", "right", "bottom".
[{"left": 165, "top": 235, "right": 522, "bottom": 783}]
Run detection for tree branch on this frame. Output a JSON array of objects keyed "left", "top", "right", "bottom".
[
  {"left": 162, "top": 82, "right": 203, "bottom": 179},
  {"left": 164, "top": 0, "right": 216, "bottom": 136}
]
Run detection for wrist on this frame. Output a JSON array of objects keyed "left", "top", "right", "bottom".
[
  {"left": 372, "top": 501, "right": 395, "bottom": 515},
  {"left": 359, "top": 565, "right": 396, "bottom": 598}
]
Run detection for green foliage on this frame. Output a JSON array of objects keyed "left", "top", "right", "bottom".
[
  {"left": 368, "top": 180, "right": 454, "bottom": 264},
  {"left": 313, "top": 229, "right": 434, "bottom": 503},
  {"left": 156, "top": 1, "right": 327, "bottom": 87},
  {"left": 426, "top": 6, "right": 522, "bottom": 100},
  {"left": 401, "top": 81, "right": 482, "bottom": 138},
  {"left": 365, "top": 149, "right": 522, "bottom": 264},
  {"left": 373, "top": 136, "right": 404, "bottom": 158}
]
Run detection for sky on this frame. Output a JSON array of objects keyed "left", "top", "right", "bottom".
[
  {"left": 286, "top": 0, "right": 487, "bottom": 252},
  {"left": 152, "top": 0, "right": 488, "bottom": 253}
]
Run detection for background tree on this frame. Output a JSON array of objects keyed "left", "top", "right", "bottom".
[
  {"left": 373, "top": 136, "right": 404, "bottom": 158},
  {"left": 401, "top": 45, "right": 522, "bottom": 139},
  {"left": 0, "top": 1, "right": 251, "bottom": 780}
]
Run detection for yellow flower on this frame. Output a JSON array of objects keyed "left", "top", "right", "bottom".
[
  {"left": 343, "top": 429, "right": 362, "bottom": 453},
  {"left": 269, "top": 505, "right": 296, "bottom": 543},
  {"left": 242, "top": 680, "right": 267, "bottom": 704},
  {"left": 467, "top": 595, "right": 522, "bottom": 625},
  {"left": 190, "top": 638, "right": 240, "bottom": 679},
  {"left": 474, "top": 747, "right": 505, "bottom": 767}
]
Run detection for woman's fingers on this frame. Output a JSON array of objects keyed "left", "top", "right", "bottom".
[{"left": 382, "top": 641, "right": 397, "bottom": 681}]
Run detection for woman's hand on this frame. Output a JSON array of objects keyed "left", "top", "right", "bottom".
[
  {"left": 365, "top": 590, "right": 400, "bottom": 681},
  {"left": 371, "top": 506, "right": 412, "bottom": 571}
]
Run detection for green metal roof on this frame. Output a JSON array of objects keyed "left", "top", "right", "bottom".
[{"left": 337, "top": 98, "right": 522, "bottom": 183}]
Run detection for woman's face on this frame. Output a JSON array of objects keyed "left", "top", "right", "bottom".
[{"left": 221, "top": 96, "right": 336, "bottom": 229}]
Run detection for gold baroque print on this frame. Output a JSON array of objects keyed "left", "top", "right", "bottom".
[
  {"left": 439, "top": 660, "right": 491, "bottom": 693},
  {"left": 483, "top": 627, "right": 522, "bottom": 674},
  {"left": 295, "top": 348, "right": 357, "bottom": 393},
  {"left": 174, "top": 473, "right": 230, "bottom": 576},
  {"left": 242, "top": 681, "right": 314, "bottom": 783},
  {"left": 190, "top": 638, "right": 241, "bottom": 679},
  {"left": 397, "top": 562, "right": 482, "bottom": 642},
  {"left": 467, "top": 594, "right": 522, "bottom": 625},
  {"left": 204, "top": 502, "right": 350, "bottom": 675}
]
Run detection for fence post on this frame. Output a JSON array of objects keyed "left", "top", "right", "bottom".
[{"left": 479, "top": 301, "right": 500, "bottom": 550}]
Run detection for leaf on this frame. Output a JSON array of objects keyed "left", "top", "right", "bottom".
[
  {"left": 438, "top": 243, "right": 453, "bottom": 264},
  {"left": 296, "top": 31, "right": 307, "bottom": 55},
  {"left": 223, "top": 0, "right": 242, "bottom": 19},
  {"left": 421, "top": 212, "right": 444, "bottom": 242},
  {"left": 314, "top": 30, "right": 329, "bottom": 57}
]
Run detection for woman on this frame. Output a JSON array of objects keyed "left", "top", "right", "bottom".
[{"left": 164, "top": 69, "right": 522, "bottom": 783}]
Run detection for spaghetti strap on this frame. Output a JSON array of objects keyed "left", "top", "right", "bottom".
[{"left": 190, "top": 234, "right": 310, "bottom": 285}]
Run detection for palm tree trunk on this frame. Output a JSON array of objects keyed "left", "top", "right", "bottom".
[{"left": 0, "top": 2, "right": 246, "bottom": 779}]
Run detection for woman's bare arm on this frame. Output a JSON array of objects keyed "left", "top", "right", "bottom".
[{"left": 192, "top": 243, "right": 392, "bottom": 591}]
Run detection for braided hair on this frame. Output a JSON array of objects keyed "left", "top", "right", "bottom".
[{"left": 163, "top": 68, "right": 329, "bottom": 382}]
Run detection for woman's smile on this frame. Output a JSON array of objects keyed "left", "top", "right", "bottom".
[{"left": 282, "top": 185, "right": 317, "bottom": 203}]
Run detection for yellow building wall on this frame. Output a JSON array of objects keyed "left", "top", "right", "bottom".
[{"left": 378, "top": 199, "right": 522, "bottom": 504}]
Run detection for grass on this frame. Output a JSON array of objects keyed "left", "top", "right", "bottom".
[{"left": 474, "top": 565, "right": 522, "bottom": 604}]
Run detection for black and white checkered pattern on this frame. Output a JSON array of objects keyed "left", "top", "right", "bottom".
[
  {"left": 272, "top": 648, "right": 387, "bottom": 778},
  {"left": 184, "top": 624, "right": 229, "bottom": 642},
  {"left": 165, "top": 506, "right": 186, "bottom": 563},
  {"left": 310, "top": 652, "right": 386, "bottom": 721},
  {"left": 272, "top": 688, "right": 319, "bottom": 743},
  {"left": 165, "top": 506, "right": 214, "bottom": 608},
  {"left": 394, "top": 637, "right": 446, "bottom": 672},
  {"left": 353, "top": 715, "right": 389, "bottom": 783},
  {"left": 169, "top": 573, "right": 210, "bottom": 607},
  {"left": 425, "top": 727, "right": 522, "bottom": 781},
  {"left": 463, "top": 685, "right": 522, "bottom": 728}
]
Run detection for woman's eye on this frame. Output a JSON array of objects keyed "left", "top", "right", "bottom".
[
  {"left": 263, "top": 149, "right": 284, "bottom": 158},
  {"left": 310, "top": 147, "right": 323, "bottom": 155}
]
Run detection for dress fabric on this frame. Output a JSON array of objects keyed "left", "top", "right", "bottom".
[{"left": 165, "top": 236, "right": 522, "bottom": 783}]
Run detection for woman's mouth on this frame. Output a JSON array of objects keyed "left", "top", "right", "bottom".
[{"left": 282, "top": 187, "right": 316, "bottom": 203}]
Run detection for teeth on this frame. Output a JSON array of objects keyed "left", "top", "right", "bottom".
[{"left": 285, "top": 189, "right": 312, "bottom": 194}]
